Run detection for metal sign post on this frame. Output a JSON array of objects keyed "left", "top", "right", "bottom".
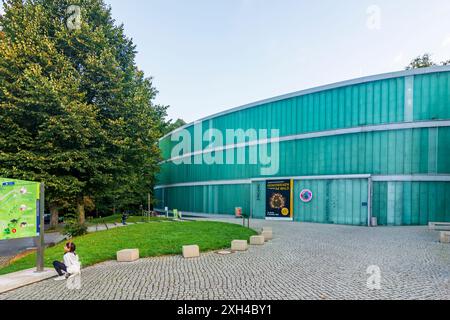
[
  {"left": 148, "top": 193, "right": 151, "bottom": 222},
  {"left": 148, "top": 193, "right": 151, "bottom": 212},
  {"left": 367, "top": 177, "right": 373, "bottom": 227},
  {"left": 36, "top": 183, "right": 45, "bottom": 272}
]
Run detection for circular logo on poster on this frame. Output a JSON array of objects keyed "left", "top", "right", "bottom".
[
  {"left": 270, "top": 193, "right": 286, "bottom": 209},
  {"left": 300, "top": 189, "right": 313, "bottom": 203},
  {"left": 281, "top": 208, "right": 290, "bottom": 216}
]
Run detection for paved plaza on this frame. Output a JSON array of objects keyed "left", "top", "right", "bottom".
[{"left": 0, "top": 219, "right": 449, "bottom": 300}]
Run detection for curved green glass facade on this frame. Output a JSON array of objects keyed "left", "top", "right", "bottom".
[{"left": 156, "top": 67, "right": 450, "bottom": 226}]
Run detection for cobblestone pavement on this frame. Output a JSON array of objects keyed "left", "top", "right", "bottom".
[{"left": 1, "top": 219, "right": 449, "bottom": 300}]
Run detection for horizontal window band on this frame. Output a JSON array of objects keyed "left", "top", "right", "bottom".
[
  {"left": 159, "top": 66, "right": 450, "bottom": 142},
  {"left": 154, "top": 179, "right": 253, "bottom": 189},
  {"left": 160, "top": 120, "right": 450, "bottom": 164},
  {"left": 155, "top": 175, "right": 450, "bottom": 189},
  {"left": 371, "top": 175, "right": 450, "bottom": 182}
]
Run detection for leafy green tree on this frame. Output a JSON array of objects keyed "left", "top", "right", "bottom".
[
  {"left": 164, "top": 118, "right": 187, "bottom": 135},
  {"left": 406, "top": 53, "right": 436, "bottom": 70},
  {"left": 0, "top": 0, "right": 167, "bottom": 223},
  {"left": 0, "top": 0, "right": 104, "bottom": 226}
]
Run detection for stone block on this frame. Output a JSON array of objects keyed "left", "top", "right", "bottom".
[
  {"left": 250, "top": 235, "right": 265, "bottom": 245},
  {"left": 440, "top": 232, "right": 450, "bottom": 244},
  {"left": 117, "top": 249, "right": 139, "bottom": 262},
  {"left": 231, "top": 240, "right": 248, "bottom": 251},
  {"left": 261, "top": 230, "right": 273, "bottom": 241},
  {"left": 183, "top": 245, "right": 200, "bottom": 258}
]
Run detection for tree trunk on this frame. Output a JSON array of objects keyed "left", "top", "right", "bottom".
[
  {"left": 49, "top": 204, "right": 59, "bottom": 229},
  {"left": 77, "top": 197, "right": 85, "bottom": 225}
]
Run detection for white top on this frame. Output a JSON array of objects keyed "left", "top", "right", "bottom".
[{"left": 64, "top": 252, "right": 81, "bottom": 274}]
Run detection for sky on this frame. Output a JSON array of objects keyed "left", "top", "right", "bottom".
[{"left": 4, "top": 1, "right": 450, "bottom": 123}]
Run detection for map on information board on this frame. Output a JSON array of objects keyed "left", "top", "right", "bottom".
[{"left": 0, "top": 178, "right": 40, "bottom": 240}]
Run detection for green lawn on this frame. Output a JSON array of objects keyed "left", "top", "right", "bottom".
[{"left": 0, "top": 221, "right": 257, "bottom": 275}]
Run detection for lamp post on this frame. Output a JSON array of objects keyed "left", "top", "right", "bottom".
[{"left": 36, "top": 183, "right": 45, "bottom": 272}]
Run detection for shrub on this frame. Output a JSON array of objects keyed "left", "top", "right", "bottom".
[{"left": 63, "top": 214, "right": 88, "bottom": 237}]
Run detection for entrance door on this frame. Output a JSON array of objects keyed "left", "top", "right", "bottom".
[
  {"left": 251, "top": 181, "right": 266, "bottom": 219},
  {"left": 294, "top": 179, "right": 369, "bottom": 226}
]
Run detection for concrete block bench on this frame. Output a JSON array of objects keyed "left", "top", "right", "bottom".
[
  {"left": 117, "top": 249, "right": 139, "bottom": 262},
  {"left": 261, "top": 230, "right": 273, "bottom": 241},
  {"left": 262, "top": 227, "right": 272, "bottom": 233},
  {"left": 183, "top": 245, "right": 200, "bottom": 258},
  {"left": 231, "top": 240, "right": 248, "bottom": 252},
  {"left": 250, "top": 235, "right": 265, "bottom": 245},
  {"left": 440, "top": 232, "right": 450, "bottom": 244}
]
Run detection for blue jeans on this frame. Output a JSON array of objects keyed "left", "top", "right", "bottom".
[{"left": 53, "top": 261, "right": 67, "bottom": 276}]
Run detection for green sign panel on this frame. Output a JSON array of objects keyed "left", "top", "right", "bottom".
[{"left": 0, "top": 178, "right": 40, "bottom": 240}]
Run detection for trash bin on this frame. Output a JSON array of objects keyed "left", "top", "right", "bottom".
[
  {"left": 235, "top": 207, "right": 242, "bottom": 218},
  {"left": 371, "top": 217, "right": 378, "bottom": 227}
]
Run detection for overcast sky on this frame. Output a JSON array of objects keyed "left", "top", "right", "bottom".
[{"left": 4, "top": 1, "right": 450, "bottom": 123}]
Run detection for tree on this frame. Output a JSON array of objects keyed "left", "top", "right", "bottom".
[
  {"left": 0, "top": 0, "right": 103, "bottom": 226},
  {"left": 406, "top": 53, "right": 436, "bottom": 70},
  {"left": 0, "top": 0, "right": 167, "bottom": 222},
  {"left": 164, "top": 118, "right": 187, "bottom": 135}
]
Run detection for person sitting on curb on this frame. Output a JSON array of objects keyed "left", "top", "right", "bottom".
[{"left": 53, "top": 242, "right": 81, "bottom": 281}]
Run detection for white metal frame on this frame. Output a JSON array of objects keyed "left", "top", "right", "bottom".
[
  {"left": 160, "top": 66, "right": 450, "bottom": 141},
  {"left": 162, "top": 120, "right": 450, "bottom": 164},
  {"left": 155, "top": 174, "right": 450, "bottom": 227},
  {"left": 155, "top": 174, "right": 450, "bottom": 189}
]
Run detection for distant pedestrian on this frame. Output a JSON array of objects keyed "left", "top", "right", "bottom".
[
  {"left": 53, "top": 242, "right": 81, "bottom": 281},
  {"left": 122, "top": 212, "right": 128, "bottom": 225}
]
